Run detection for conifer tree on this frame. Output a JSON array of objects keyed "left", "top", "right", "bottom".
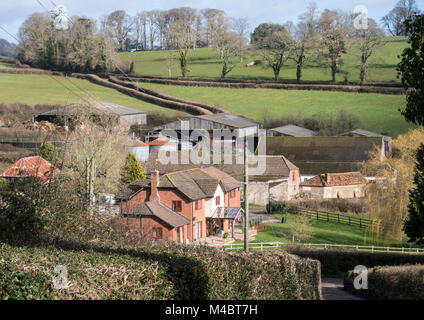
[{"left": 120, "top": 153, "right": 145, "bottom": 187}]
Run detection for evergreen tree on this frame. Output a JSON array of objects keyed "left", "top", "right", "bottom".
[
  {"left": 37, "top": 142, "right": 59, "bottom": 163},
  {"left": 404, "top": 144, "right": 424, "bottom": 244},
  {"left": 120, "top": 153, "right": 145, "bottom": 187}
]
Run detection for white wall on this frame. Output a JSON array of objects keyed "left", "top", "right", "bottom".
[{"left": 207, "top": 184, "right": 225, "bottom": 217}]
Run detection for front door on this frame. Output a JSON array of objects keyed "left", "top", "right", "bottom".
[{"left": 195, "top": 222, "right": 202, "bottom": 240}]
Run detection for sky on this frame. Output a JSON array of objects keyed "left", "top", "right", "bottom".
[{"left": 1, "top": 0, "right": 422, "bottom": 44}]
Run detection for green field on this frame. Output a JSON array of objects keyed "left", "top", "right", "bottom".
[
  {"left": 0, "top": 62, "right": 15, "bottom": 68},
  {"left": 139, "top": 81, "right": 412, "bottom": 137},
  {"left": 120, "top": 37, "right": 408, "bottom": 83},
  {"left": 253, "top": 214, "right": 407, "bottom": 247},
  {"left": 0, "top": 73, "right": 187, "bottom": 116}
]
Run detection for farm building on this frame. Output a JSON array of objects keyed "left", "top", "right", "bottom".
[
  {"left": 267, "top": 125, "right": 317, "bottom": 137},
  {"left": 300, "top": 172, "right": 367, "bottom": 199},
  {"left": 143, "top": 151, "right": 300, "bottom": 205},
  {"left": 148, "top": 113, "right": 261, "bottom": 153},
  {"left": 117, "top": 167, "right": 242, "bottom": 243},
  {"left": 2, "top": 156, "right": 59, "bottom": 183},
  {"left": 127, "top": 139, "right": 150, "bottom": 163},
  {"left": 257, "top": 136, "right": 392, "bottom": 181},
  {"left": 34, "top": 102, "right": 146, "bottom": 128},
  {"left": 339, "top": 129, "right": 392, "bottom": 158},
  {"left": 148, "top": 138, "right": 178, "bottom": 152}
]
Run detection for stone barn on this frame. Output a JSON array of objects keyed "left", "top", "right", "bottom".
[{"left": 300, "top": 172, "right": 367, "bottom": 199}]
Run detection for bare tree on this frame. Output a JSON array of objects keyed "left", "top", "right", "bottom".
[
  {"left": 353, "top": 18, "right": 386, "bottom": 84},
  {"left": 134, "top": 12, "right": 147, "bottom": 50},
  {"left": 214, "top": 31, "right": 241, "bottom": 78},
  {"left": 255, "top": 27, "right": 294, "bottom": 81},
  {"left": 287, "top": 3, "right": 319, "bottom": 82},
  {"left": 232, "top": 17, "right": 250, "bottom": 62},
  {"left": 104, "top": 10, "right": 134, "bottom": 51},
  {"left": 146, "top": 10, "right": 159, "bottom": 50},
  {"left": 201, "top": 8, "right": 226, "bottom": 47},
  {"left": 318, "top": 9, "right": 349, "bottom": 82},
  {"left": 381, "top": 0, "right": 420, "bottom": 36},
  {"left": 168, "top": 17, "right": 197, "bottom": 77},
  {"left": 164, "top": 50, "right": 176, "bottom": 76}
]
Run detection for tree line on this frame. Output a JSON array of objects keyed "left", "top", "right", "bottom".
[{"left": 15, "top": 0, "right": 421, "bottom": 80}]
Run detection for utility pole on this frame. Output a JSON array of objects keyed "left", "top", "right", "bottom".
[
  {"left": 85, "top": 158, "right": 94, "bottom": 206},
  {"left": 244, "top": 137, "right": 249, "bottom": 252}
]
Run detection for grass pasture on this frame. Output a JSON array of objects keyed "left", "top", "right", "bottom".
[
  {"left": 138, "top": 81, "right": 411, "bottom": 137},
  {"left": 120, "top": 37, "right": 408, "bottom": 83},
  {"left": 254, "top": 213, "right": 408, "bottom": 247},
  {"left": 0, "top": 73, "right": 188, "bottom": 116}
]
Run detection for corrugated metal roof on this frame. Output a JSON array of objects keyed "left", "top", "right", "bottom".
[
  {"left": 271, "top": 125, "right": 317, "bottom": 137},
  {"left": 36, "top": 102, "right": 145, "bottom": 117},
  {"left": 339, "top": 129, "right": 384, "bottom": 137},
  {"left": 197, "top": 113, "right": 259, "bottom": 128}
]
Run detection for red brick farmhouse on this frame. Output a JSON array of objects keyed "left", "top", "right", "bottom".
[{"left": 117, "top": 167, "right": 242, "bottom": 243}]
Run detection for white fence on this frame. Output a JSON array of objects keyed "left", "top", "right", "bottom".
[{"left": 214, "top": 241, "right": 424, "bottom": 254}]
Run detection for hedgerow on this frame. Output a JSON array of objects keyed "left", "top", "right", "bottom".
[
  {"left": 0, "top": 242, "right": 321, "bottom": 300},
  {"left": 287, "top": 246, "right": 424, "bottom": 277},
  {"left": 344, "top": 265, "right": 424, "bottom": 300}
]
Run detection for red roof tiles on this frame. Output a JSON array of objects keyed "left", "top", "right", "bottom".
[
  {"left": 301, "top": 172, "right": 367, "bottom": 187},
  {"left": 2, "top": 156, "right": 60, "bottom": 183},
  {"left": 149, "top": 139, "right": 176, "bottom": 146}
]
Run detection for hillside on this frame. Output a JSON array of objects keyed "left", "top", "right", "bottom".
[
  {"left": 0, "top": 73, "right": 187, "bottom": 116},
  {"left": 0, "top": 39, "right": 16, "bottom": 58},
  {"left": 138, "top": 81, "right": 412, "bottom": 137},
  {"left": 120, "top": 37, "right": 408, "bottom": 83}
]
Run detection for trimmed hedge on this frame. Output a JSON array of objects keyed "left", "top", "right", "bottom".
[
  {"left": 344, "top": 265, "right": 424, "bottom": 300},
  {"left": 287, "top": 246, "right": 424, "bottom": 277},
  {"left": 109, "top": 76, "right": 231, "bottom": 114},
  {"left": 121, "top": 75, "right": 406, "bottom": 95},
  {"left": 72, "top": 73, "right": 213, "bottom": 116},
  {"left": 0, "top": 242, "right": 321, "bottom": 300}
]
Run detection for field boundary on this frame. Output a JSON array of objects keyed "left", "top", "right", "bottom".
[
  {"left": 120, "top": 75, "right": 406, "bottom": 95},
  {"left": 213, "top": 241, "right": 424, "bottom": 253},
  {"left": 294, "top": 207, "right": 371, "bottom": 228}
]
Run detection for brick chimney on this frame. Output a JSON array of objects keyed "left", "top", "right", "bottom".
[
  {"left": 150, "top": 169, "right": 160, "bottom": 201},
  {"left": 324, "top": 173, "right": 330, "bottom": 184}
]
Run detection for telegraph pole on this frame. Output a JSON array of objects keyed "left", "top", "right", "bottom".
[{"left": 244, "top": 137, "right": 249, "bottom": 252}]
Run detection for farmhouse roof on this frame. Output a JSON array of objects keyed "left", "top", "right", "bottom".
[
  {"left": 2, "top": 156, "right": 60, "bottom": 182},
  {"left": 143, "top": 151, "right": 298, "bottom": 181},
  {"left": 126, "top": 200, "right": 190, "bottom": 228},
  {"left": 196, "top": 113, "right": 259, "bottom": 128},
  {"left": 271, "top": 125, "right": 317, "bottom": 137},
  {"left": 258, "top": 136, "right": 384, "bottom": 174},
  {"left": 162, "top": 168, "right": 219, "bottom": 200},
  {"left": 301, "top": 172, "right": 367, "bottom": 187},
  {"left": 200, "top": 166, "right": 242, "bottom": 192},
  {"left": 117, "top": 168, "right": 221, "bottom": 201}
]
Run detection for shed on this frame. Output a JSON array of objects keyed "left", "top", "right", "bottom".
[
  {"left": 128, "top": 139, "right": 150, "bottom": 163},
  {"left": 34, "top": 102, "right": 146, "bottom": 128},
  {"left": 268, "top": 125, "right": 317, "bottom": 137},
  {"left": 149, "top": 138, "right": 178, "bottom": 152}
]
